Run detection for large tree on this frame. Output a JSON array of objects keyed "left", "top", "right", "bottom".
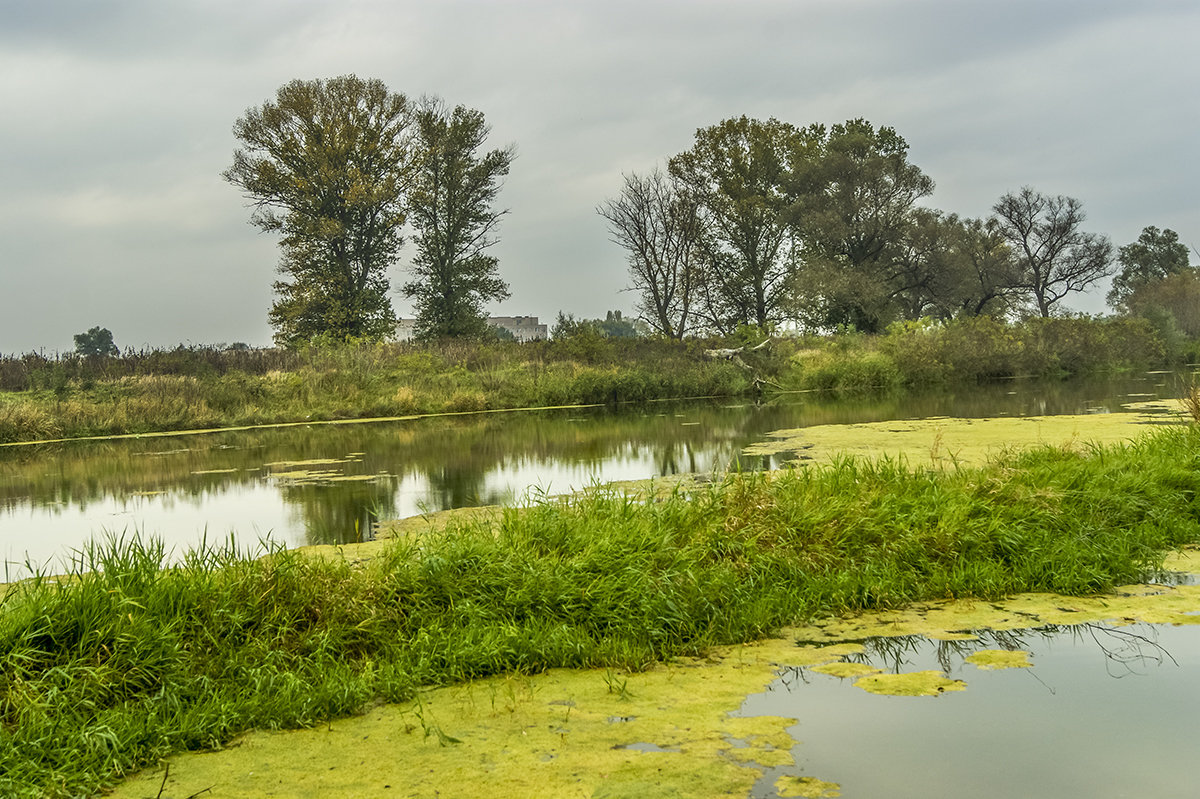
[
  {"left": 1107, "top": 225, "right": 1191, "bottom": 311},
  {"left": 668, "top": 116, "right": 818, "bottom": 332},
  {"left": 992, "top": 187, "right": 1114, "bottom": 317},
  {"left": 597, "top": 169, "right": 705, "bottom": 338},
  {"left": 224, "top": 75, "right": 413, "bottom": 346},
  {"left": 403, "top": 101, "right": 514, "bottom": 340},
  {"left": 789, "top": 119, "right": 935, "bottom": 332}
]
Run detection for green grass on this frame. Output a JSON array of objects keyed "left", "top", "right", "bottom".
[
  {"left": 0, "top": 339, "right": 750, "bottom": 444},
  {"left": 4, "top": 425, "right": 1200, "bottom": 797},
  {"left": 0, "top": 314, "right": 1178, "bottom": 444}
]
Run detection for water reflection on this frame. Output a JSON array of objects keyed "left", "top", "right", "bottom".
[
  {"left": 742, "top": 620, "right": 1199, "bottom": 798},
  {"left": 0, "top": 372, "right": 1188, "bottom": 576}
]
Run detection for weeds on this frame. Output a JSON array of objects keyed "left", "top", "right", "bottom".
[{"left": 1181, "top": 380, "right": 1200, "bottom": 424}]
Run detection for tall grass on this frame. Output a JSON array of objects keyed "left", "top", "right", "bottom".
[
  {"left": 0, "top": 316, "right": 1182, "bottom": 443},
  {"left": 4, "top": 425, "right": 1200, "bottom": 797},
  {"left": 0, "top": 339, "right": 750, "bottom": 444}
]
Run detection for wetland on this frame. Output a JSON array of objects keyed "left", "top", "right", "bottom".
[
  {"left": 3, "top": 365, "right": 1200, "bottom": 797},
  {"left": 0, "top": 372, "right": 1186, "bottom": 579}
]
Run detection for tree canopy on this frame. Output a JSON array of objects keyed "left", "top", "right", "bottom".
[
  {"left": 73, "top": 327, "right": 118, "bottom": 357},
  {"left": 668, "top": 116, "right": 817, "bottom": 333},
  {"left": 1107, "top": 226, "right": 1191, "bottom": 311},
  {"left": 224, "top": 75, "right": 414, "bottom": 346},
  {"left": 402, "top": 101, "right": 515, "bottom": 340}
]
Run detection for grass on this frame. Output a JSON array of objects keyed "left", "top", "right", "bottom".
[
  {"left": 4, "top": 424, "right": 1200, "bottom": 797},
  {"left": 0, "top": 339, "right": 751, "bottom": 444},
  {"left": 0, "top": 314, "right": 1181, "bottom": 444}
]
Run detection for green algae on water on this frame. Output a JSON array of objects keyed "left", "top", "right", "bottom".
[
  {"left": 105, "top": 640, "right": 835, "bottom": 799},
  {"left": 965, "top": 649, "right": 1033, "bottom": 670},
  {"left": 102, "top": 564, "right": 1200, "bottom": 798},
  {"left": 852, "top": 670, "right": 967, "bottom": 697},
  {"left": 743, "top": 407, "right": 1180, "bottom": 468}
]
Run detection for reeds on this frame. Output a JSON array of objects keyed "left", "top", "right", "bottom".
[{"left": 4, "top": 425, "right": 1200, "bottom": 796}]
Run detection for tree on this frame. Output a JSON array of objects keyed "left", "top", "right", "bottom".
[
  {"left": 598, "top": 310, "right": 641, "bottom": 338},
  {"left": 224, "top": 75, "right": 413, "bottom": 346},
  {"left": 889, "top": 213, "right": 1021, "bottom": 320},
  {"left": 789, "top": 119, "right": 935, "bottom": 332},
  {"left": 992, "top": 187, "right": 1114, "bottom": 317},
  {"left": 949, "top": 216, "right": 1023, "bottom": 318},
  {"left": 1124, "top": 269, "right": 1200, "bottom": 337},
  {"left": 73, "top": 326, "right": 118, "bottom": 357},
  {"left": 1107, "top": 226, "right": 1191, "bottom": 311},
  {"left": 598, "top": 169, "right": 705, "bottom": 338},
  {"left": 668, "top": 116, "right": 818, "bottom": 332},
  {"left": 402, "top": 101, "right": 514, "bottom": 340}
]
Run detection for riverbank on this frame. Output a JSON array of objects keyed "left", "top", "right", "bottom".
[
  {"left": 103, "top": 551, "right": 1200, "bottom": 799},
  {"left": 0, "top": 339, "right": 750, "bottom": 444},
  {"left": 0, "top": 315, "right": 1177, "bottom": 444},
  {"left": 4, "top": 423, "right": 1200, "bottom": 797}
]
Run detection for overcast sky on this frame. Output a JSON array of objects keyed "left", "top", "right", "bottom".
[{"left": 2, "top": 0, "right": 1197, "bottom": 353}]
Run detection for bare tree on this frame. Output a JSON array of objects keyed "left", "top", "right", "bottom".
[
  {"left": 992, "top": 187, "right": 1114, "bottom": 317},
  {"left": 598, "top": 169, "right": 705, "bottom": 338}
]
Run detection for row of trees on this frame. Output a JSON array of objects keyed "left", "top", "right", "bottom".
[
  {"left": 224, "top": 76, "right": 514, "bottom": 346},
  {"left": 601, "top": 116, "right": 1188, "bottom": 338}
]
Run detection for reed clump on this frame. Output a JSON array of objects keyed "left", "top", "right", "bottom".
[{"left": 4, "top": 425, "right": 1200, "bottom": 797}]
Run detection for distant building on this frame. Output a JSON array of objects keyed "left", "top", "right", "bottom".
[
  {"left": 395, "top": 316, "right": 548, "bottom": 342},
  {"left": 488, "top": 316, "right": 548, "bottom": 341}
]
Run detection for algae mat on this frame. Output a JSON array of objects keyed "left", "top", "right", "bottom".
[
  {"left": 743, "top": 401, "right": 1183, "bottom": 468},
  {"left": 108, "top": 552, "right": 1200, "bottom": 799}
]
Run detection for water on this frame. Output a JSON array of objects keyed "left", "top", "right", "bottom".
[
  {"left": 739, "top": 621, "right": 1200, "bottom": 798},
  {"left": 0, "top": 372, "right": 1187, "bottom": 577}
]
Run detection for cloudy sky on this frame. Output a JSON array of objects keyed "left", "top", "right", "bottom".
[{"left": 1, "top": 0, "right": 1197, "bottom": 353}]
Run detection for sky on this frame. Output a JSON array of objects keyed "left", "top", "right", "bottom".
[{"left": 1, "top": 0, "right": 1197, "bottom": 353}]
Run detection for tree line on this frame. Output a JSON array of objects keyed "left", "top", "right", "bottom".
[
  {"left": 215, "top": 77, "right": 1191, "bottom": 348},
  {"left": 600, "top": 116, "right": 1194, "bottom": 338}
]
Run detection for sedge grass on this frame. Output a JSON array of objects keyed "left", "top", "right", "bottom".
[{"left": 4, "top": 426, "right": 1200, "bottom": 796}]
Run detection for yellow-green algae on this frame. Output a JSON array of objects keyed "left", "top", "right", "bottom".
[
  {"left": 106, "top": 639, "right": 840, "bottom": 799},
  {"left": 809, "top": 661, "right": 881, "bottom": 679},
  {"left": 965, "top": 649, "right": 1033, "bottom": 670},
  {"left": 776, "top": 775, "right": 842, "bottom": 798},
  {"left": 106, "top": 554, "right": 1200, "bottom": 799},
  {"left": 852, "top": 670, "right": 967, "bottom": 696},
  {"left": 743, "top": 403, "right": 1183, "bottom": 468}
]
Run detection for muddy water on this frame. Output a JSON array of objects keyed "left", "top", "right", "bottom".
[{"left": 0, "top": 372, "right": 1188, "bottom": 577}]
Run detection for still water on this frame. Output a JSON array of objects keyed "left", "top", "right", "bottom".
[
  {"left": 0, "top": 373, "right": 1187, "bottom": 578},
  {"left": 741, "top": 620, "right": 1200, "bottom": 798}
]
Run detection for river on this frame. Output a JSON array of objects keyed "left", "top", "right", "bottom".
[{"left": 0, "top": 372, "right": 1186, "bottom": 578}]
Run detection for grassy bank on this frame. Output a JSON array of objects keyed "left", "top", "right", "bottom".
[
  {"left": 0, "top": 338, "right": 749, "bottom": 444},
  {"left": 0, "top": 316, "right": 1180, "bottom": 444},
  {"left": 4, "top": 425, "right": 1200, "bottom": 797}
]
